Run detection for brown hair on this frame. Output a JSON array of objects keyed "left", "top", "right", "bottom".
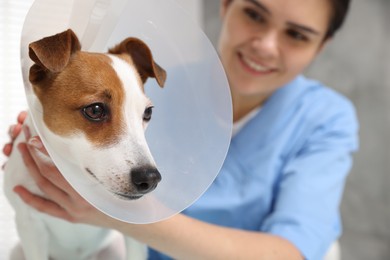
[
  {"left": 325, "top": 0, "right": 351, "bottom": 39},
  {"left": 223, "top": 0, "right": 351, "bottom": 40}
]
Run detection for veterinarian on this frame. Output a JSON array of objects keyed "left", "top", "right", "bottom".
[{"left": 3, "top": 0, "right": 358, "bottom": 259}]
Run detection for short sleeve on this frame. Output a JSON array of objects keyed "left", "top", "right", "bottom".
[{"left": 261, "top": 98, "right": 359, "bottom": 259}]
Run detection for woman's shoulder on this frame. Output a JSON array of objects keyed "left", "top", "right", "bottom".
[
  {"left": 268, "top": 75, "right": 359, "bottom": 141},
  {"left": 290, "top": 76, "right": 359, "bottom": 147},
  {"left": 272, "top": 76, "right": 359, "bottom": 161},
  {"left": 294, "top": 75, "right": 356, "bottom": 119}
]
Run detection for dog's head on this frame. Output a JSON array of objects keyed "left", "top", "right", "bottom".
[{"left": 28, "top": 29, "right": 166, "bottom": 200}]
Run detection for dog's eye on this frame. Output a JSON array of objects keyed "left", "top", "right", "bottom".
[
  {"left": 82, "top": 103, "right": 108, "bottom": 122},
  {"left": 143, "top": 106, "right": 153, "bottom": 122}
]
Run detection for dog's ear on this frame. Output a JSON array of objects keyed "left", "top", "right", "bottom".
[
  {"left": 109, "top": 38, "right": 166, "bottom": 88},
  {"left": 28, "top": 29, "right": 81, "bottom": 84}
]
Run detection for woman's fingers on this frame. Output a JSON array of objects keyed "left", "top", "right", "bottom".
[
  {"left": 8, "top": 111, "right": 27, "bottom": 141},
  {"left": 23, "top": 124, "right": 31, "bottom": 142},
  {"left": 8, "top": 124, "right": 21, "bottom": 140},
  {"left": 7, "top": 111, "right": 111, "bottom": 225},
  {"left": 22, "top": 137, "right": 96, "bottom": 219},
  {"left": 2, "top": 143, "right": 13, "bottom": 158},
  {"left": 26, "top": 137, "right": 72, "bottom": 192},
  {"left": 18, "top": 141, "right": 71, "bottom": 206},
  {"left": 2, "top": 124, "right": 21, "bottom": 158},
  {"left": 3, "top": 111, "right": 28, "bottom": 158},
  {"left": 16, "top": 134, "right": 113, "bottom": 226},
  {"left": 13, "top": 185, "right": 75, "bottom": 222},
  {"left": 17, "top": 111, "right": 28, "bottom": 124}
]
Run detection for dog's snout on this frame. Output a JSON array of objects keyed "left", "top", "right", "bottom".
[{"left": 131, "top": 167, "right": 161, "bottom": 194}]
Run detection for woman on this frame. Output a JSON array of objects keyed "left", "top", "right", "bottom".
[{"left": 3, "top": 0, "right": 358, "bottom": 259}]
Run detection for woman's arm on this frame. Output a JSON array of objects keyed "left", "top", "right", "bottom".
[
  {"left": 12, "top": 133, "right": 302, "bottom": 260},
  {"left": 117, "top": 211, "right": 302, "bottom": 260}
]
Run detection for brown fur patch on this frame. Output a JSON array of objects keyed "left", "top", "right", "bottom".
[{"left": 33, "top": 52, "right": 137, "bottom": 147}]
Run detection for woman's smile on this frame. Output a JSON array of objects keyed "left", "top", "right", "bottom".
[{"left": 238, "top": 51, "right": 277, "bottom": 75}]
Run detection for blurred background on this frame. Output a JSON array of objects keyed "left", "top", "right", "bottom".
[{"left": 0, "top": 0, "right": 389, "bottom": 259}]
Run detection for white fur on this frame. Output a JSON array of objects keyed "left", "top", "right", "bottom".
[{"left": 3, "top": 54, "right": 153, "bottom": 260}]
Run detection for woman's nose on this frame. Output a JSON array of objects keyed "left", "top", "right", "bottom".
[{"left": 251, "top": 30, "right": 279, "bottom": 59}]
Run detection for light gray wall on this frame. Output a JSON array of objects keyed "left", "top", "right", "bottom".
[{"left": 202, "top": 1, "right": 390, "bottom": 259}]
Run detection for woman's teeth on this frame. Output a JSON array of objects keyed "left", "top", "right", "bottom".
[{"left": 242, "top": 55, "right": 271, "bottom": 72}]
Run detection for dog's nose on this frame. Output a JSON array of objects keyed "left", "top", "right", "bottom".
[{"left": 131, "top": 167, "right": 162, "bottom": 194}]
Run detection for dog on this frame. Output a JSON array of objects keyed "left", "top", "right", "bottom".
[{"left": 3, "top": 29, "right": 166, "bottom": 260}]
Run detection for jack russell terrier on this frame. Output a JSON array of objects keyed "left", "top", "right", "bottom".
[{"left": 3, "top": 29, "right": 166, "bottom": 260}]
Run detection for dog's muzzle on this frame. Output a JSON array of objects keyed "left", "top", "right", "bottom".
[{"left": 131, "top": 166, "right": 162, "bottom": 194}]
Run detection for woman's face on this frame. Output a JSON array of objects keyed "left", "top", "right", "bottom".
[{"left": 218, "top": 0, "right": 332, "bottom": 103}]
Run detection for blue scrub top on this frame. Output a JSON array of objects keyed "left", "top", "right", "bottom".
[{"left": 148, "top": 75, "right": 359, "bottom": 260}]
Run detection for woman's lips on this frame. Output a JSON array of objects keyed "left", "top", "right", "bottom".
[{"left": 238, "top": 52, "right": 276, "bottom": 75}]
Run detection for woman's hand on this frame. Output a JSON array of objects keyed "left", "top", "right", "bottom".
[
  {"left": 2, "top": 111, "right": 117, "bottom": 228},
  {"left": 14, "top": 135, "right": 116, "bottom": 227}
]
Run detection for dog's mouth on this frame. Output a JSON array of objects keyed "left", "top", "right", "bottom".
[
  {"left": 86, "top": 168, "right": 98, "bottom": 180},
  {"left": 85, "top": 167, "right": 145, "bottom": 200},
  {"left": 114, "top": 193, "right": 143, "bottom": 200}
]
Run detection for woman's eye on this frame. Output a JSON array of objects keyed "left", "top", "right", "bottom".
[
  {"left": 143, "top": 106, "right": 153, "bottom": 122},
  {"left": 82, "top": 103, "right": 108, "bottom": 122},
  {"left": 244, "top": 8, "right": 265, "bottom": 23},
  {"left": 287, "top": 29, "right": 309, "bottom": 42}
]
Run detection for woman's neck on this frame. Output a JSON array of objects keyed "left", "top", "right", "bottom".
[{"left": 232, "top": 93, "right": 268, "bottom": 122}]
